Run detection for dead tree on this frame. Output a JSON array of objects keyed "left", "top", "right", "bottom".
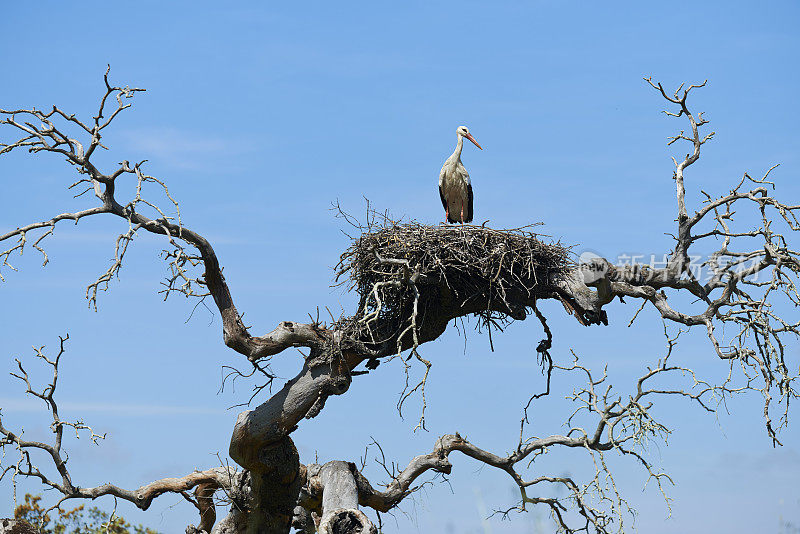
[{"left": 0, "top": 71, "right": 797, "bottom": 533}]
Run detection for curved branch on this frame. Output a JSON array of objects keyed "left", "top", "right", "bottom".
[
  {"left": 327, "top": 349, "right": 724, "bottom": 533},
  {"left": 0, "top": 336, "right": 236, "bottom": 526},
  {"left": 0, "top": 73, "right": 326, "bottom": 363}
]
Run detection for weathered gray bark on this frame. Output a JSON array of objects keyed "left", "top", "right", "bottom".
[{"left": 311, "top": 462, "right": 377, "bottom": 534}]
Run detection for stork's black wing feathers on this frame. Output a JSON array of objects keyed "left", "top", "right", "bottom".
[
  {"left": 465, "top": 183, "right": 474, "bottom": 223},
  {"left": 440, "top": 184, "right": 457, "bottom": 223}
]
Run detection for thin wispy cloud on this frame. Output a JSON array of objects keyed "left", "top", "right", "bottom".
[
  {"left": 120, "top": 127, "right": 255, "bottom": 170},
  {"left": 0, "top": 397, "right": 227, "bottom": 416}
]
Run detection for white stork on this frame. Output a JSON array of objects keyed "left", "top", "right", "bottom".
[{"left": 439, "top": 125, "right": 482, "bottom": 224}]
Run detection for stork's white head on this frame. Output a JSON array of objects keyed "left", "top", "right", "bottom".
[{"left": 456, "top": 125, "right": 482, "bottom": 150}]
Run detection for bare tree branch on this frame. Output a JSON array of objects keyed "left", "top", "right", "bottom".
[
  {"left": 0, "top": 335, "right": 236, "bottom": 530},
  {"left": 0, "top": 71, "right": 327, "bottom": 364},
  {"left": 317, "top": 335, "right": 731, "bottom": 534}
]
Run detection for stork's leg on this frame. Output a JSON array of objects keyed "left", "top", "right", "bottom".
[
  {"left": 460, "top": 205, "right": 465, "bottom": 223},
  {"left": 446, "top": 208, "right": 449, "bottom": 223}
]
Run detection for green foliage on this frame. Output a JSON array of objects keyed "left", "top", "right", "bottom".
[{"left": 13, "top": 494, "right": 159, "bottom": 534}]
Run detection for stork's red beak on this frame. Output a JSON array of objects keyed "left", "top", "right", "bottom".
[{"left": 464, "top": 132, "right": 483, "bottom": 150}]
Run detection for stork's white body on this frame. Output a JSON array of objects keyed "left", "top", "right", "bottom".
[
  {"left": 439, "top": 137, "right": 473, "bottom": 223},
  {"left": 439, "top": 127, "right": 480, "bottom": 224}
]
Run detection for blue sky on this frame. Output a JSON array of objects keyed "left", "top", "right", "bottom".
[{"left": 1, "top": 1, "right": 799, "bottom": 532}]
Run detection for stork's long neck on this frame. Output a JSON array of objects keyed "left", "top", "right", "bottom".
[{"left": 452, "top": 134, "right": 464, "bottom": 162}]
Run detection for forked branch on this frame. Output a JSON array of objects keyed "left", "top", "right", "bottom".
[
  {"left": 300, "top": 333, "right": 731, "bottom": 534},
  {"left": 0, "top": 336, "right": 237, "bottom": 531},
  {"left": 0, "top": 69, "right": 327, "bottom": 364}
]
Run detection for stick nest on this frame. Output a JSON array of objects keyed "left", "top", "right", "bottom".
[{"left": 336, "top": 216, "right": 573, "bottom": 347}]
